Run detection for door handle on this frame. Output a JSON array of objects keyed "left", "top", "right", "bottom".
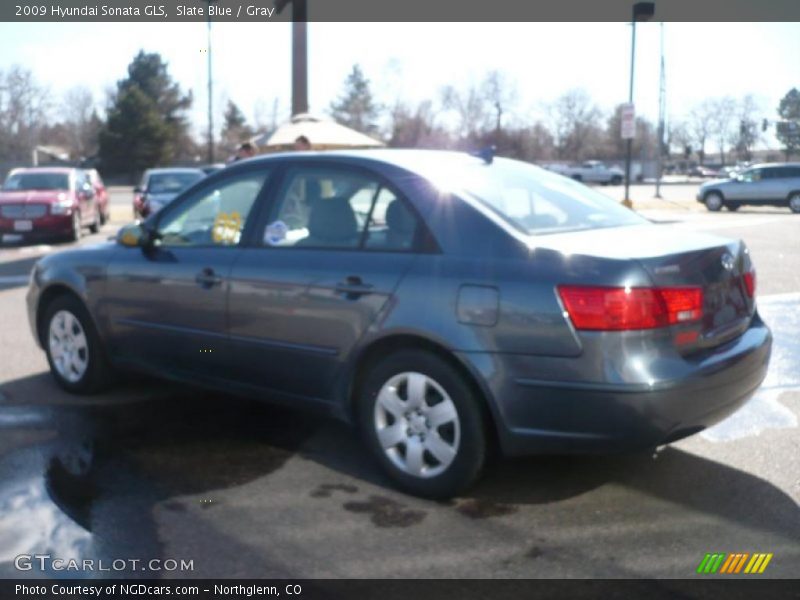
[
  {"left": 195, "top": 267, "right": 222, "bottom": 288},
  {"left": 335, "top": 275, "right": 373, "bottom": 297}
]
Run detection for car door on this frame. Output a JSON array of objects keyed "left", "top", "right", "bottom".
[
  {"left": 760, "top": 166, "right": 791, "bottom": 201},
  {"left": 225, "top": 162, "right": 422, "bottom": 403},
  {"left": 103, "top": 167, "right": 271, "bottom": 379},
  {"left": 728, "top": 168, "right": 766, "bottom": 202}
]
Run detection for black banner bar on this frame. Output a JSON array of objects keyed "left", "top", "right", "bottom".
[
  {"left": 2, "top": 579, "right": 799, "bottom": 600},
  {"left": 3, "top": 0, "right": 800, "bottom": 22}
]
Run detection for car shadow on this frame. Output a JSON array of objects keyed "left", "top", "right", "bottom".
[{"left": 1, "top": 373, "right": 798, "bottom": 575}]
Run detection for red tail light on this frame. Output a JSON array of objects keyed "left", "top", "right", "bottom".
[
  {"left": 743, "top": 270, "right": 756, "bottom": 298},
  {"left": 557, "top": 285, "right": 704, "bottom": 331}
]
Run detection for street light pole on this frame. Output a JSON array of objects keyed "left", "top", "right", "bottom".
[
  {"left": 623, "top": 17, "right": 637, "bottom": 205},
  {"left": 205, "top": 1, "right": 216, "bottom": 163},
  {"left": 623, "top": 2, "right": 655, "bottom": 206}
]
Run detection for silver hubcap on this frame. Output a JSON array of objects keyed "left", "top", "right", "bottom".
[
  {"left": 373, "top": 372, "right": 460, "bottom": 478},
  {"left": 48, "top": 310, "right": 89, "bottom": 383},
  {"left": 790, "top": 195, "right": 800, "bottom": 212},
  {"left": 706, "top": 194, "right": 722, "bottom": 210}
]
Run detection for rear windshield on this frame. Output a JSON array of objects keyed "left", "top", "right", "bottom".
[
  {"left": 147, "top": 172, "right": 203, "bottom": 194},
  {"left": 3, "top": 172, "right": 70, "bottom": 191},
  {"left": 455, "top": 158, "right": 646, "bottom": 235}
]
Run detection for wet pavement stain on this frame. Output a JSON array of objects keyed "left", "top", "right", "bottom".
[
  {"left": 342, "top": 495, "right": 426, "bottom": 528},
  {"left": 453, "top": 498, "right": 517, "bottom": 519},
  {"left": 310, "top": 483, "right": 358, "bottom": 498}
]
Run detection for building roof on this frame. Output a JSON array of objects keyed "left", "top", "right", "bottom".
[{"left": 262, "top": 113, "right": 384, "bottom": 150}]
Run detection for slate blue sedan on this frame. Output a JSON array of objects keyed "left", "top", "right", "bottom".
[{"left": 26, "top": 150, "right": 772, "bottom": 498}]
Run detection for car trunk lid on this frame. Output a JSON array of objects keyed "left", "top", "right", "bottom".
[{"left": 537, "top": 224, "right": 756, "bottom": 349}]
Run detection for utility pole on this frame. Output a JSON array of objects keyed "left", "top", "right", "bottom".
[
  {"left": 204, "top": 0, "right": 217, "bottom": 163},
  {"left": 276, "top": 0, "right": 309, "bottom": 116},
  {"left": 655, "top": 22, "right": 666, "bottom": 199},
  {"left": 623, "top": 2, "right": 655, "bottom": 207}
]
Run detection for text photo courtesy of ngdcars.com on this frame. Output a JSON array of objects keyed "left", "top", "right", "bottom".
[{"left": 0, "top": 0, "right": 798, "bottom": 595}]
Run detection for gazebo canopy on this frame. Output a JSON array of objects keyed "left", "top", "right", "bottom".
[{"left": 259, "top": 113, "right": 384, "bottom": 151}]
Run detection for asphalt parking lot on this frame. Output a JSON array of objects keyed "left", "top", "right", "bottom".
[{"left": 0, "top": 185, "right": 797, "bottom": 579}]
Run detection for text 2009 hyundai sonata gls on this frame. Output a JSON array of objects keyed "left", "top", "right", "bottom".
[{"left": 26, "top": 150, "right": 772, "bottom": 498}]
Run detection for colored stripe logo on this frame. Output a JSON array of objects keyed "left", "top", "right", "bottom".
[{"left": 696, "top": 553, "right": 773, "bottom": 574}]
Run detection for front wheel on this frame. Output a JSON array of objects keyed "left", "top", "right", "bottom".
[
  {"left": 789, "top": 192, "right": 800, "bottom": 214},
  {"left": 88, "top": 206, "right": 101, "bottom": 234},
  {"left": 357, "top": 350, "right": 488, "bottom": 499},
  {"left": 69, "top": 211, "right": 82, "bottom": 241},
  {"left": 43, "top": 295, "right": 113, "bottom": 394},
  {"left": 704, "top": 192, "right": 724, "bottom": 212}
]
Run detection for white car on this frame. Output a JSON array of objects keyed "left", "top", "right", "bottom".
[{"left": 549, "top": 161, "right": 624, "bottom": 185}]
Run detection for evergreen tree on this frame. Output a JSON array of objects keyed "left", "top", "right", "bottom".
[
  {"left": 329, "top": 65, "right": 380, "bottom": 134},
  {"left": 777, "top": 88, "right": 800, "bottom": 159},
  {"left": 98, "top": 51, "right": 192, "bottom": 175},
  {"left": 221, "top": 100, "right": 253, "bottom": 151}
]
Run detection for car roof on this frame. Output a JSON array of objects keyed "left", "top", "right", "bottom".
[
  {"left": 750, "top": 162, "right": 800, "bottom": 169},
  {"left": 10, "top": 167, "right": 77, "bottom": 175},
  {"left": 146, "top": 167, "right": 206, "bottom": 175},
  {"left": 236, "top": 148, "right": 504, "bottom": 180}
]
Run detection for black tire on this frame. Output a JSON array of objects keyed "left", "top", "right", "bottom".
[
  {"left": 357, "top": 350, "right": 488, "bottom": 499},
  {"left": 789, "top": 192, "right": 800, "bottom": 214},
  {"left": 725, "top": 202, "right": 740, "bottom": 212},
  {"left": 704, "top": 191, "right": 724, "bottom": 212},
  {"left": 571, "top": 174, "right": 583, "bottom": 182},
  {"left": 610, "top": 175, "right": 623, "bottom": 185},
  {"left": 69, "top": 211, "right": 82, "bottom": 242},
  {"left": 42, "top": 294, "right": 114, "bottom": 394},
  {"left": 88, "top": 207, "right": 100, "bottom": 234},
  {"left": 99, "top": 208, "right": 108, "bottom": 226}
]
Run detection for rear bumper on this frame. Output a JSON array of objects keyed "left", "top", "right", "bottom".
[{"left": 460, "top": 317, "right": 772, "bottom": 456}]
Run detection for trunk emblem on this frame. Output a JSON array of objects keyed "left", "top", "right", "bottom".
[{"left": 721, "top": 253, "right": 735, "bottom": 271}]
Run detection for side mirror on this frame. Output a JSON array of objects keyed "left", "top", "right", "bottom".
[{"left": 117, "top": 223, "right": 149, "bottom": 248}]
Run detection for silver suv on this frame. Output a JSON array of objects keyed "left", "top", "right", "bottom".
[{"left": 697, "top": 163, "right": 800, "bottom": 213}]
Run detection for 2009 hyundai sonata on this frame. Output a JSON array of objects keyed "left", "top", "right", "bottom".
[{"left": 26, "top": 150, "right": 772, "bottom": 498}]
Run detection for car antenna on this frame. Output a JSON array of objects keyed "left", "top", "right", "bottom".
[{"left": 470, "top": 146, "right": 496, "bottom": 165}]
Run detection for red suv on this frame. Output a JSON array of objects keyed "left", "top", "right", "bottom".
[
  {"left": 86, "top": 168, "right": 111, "bottom": 225},
  {"left": 0, "top": 167, "right": 102, "bottom": 243}
]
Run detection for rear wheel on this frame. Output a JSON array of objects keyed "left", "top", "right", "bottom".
[
  {"left": 726, "top": 202, "right": 740, "bottom": 212},
  {"left": 704, "top": 192, "right": 724, "bottom": 212},
  {"left": 43, "top": 295, "right": 114, "bottom": 394},
  {"left": 610, "top": 175, "right": 623, "bottom": 185},
  {"left": 789, "top": 192, "right": 800, "bottom": 214},
  {"left": 357, "top": 350, "right": 488, "bottom": 499}
]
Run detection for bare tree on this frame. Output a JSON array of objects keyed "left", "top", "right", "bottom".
[
  {"left": 709, "top": 96, "right": 737, "bottom": 165},
  {"left": 481, "top": 70, "right": 516, "bottom": 135},
  {"left": 0, "top": 66, "right": 52, "bottom": 161},
  {"left": 548, "top": 89, "right": 603, "bottom": 161},
  {"left": 387, "top": 100, "right": 449, "bottom": 148},
  {"left": 440, "top": 83, "right": 489, "bottom": 143},
  {"left": 687, "top": 100, "right": 715, "bottom": 164},
  {"left": 63, "top": 85, "right": 100, "bottom": 158}
]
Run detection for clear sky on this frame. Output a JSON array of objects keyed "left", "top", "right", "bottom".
[{"left": 0, "top": 21, "right": 798, "bottom": 149}]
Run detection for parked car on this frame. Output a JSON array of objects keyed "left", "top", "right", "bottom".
[
  {"left": 0, "top": 167, "right": 101, "bottom": 243},
  {"left": 689, "top": 165, "right": 721, "bottom": 178},
  {"left": 86, "top": 168, "right": 110, "bottom": 225},
  {"left": 27, "top": 150, "right": 771, "bottom": 498},
  {"left": 199, "top": 163, "right": 226, "bottom": 176},
  {"left": 697, "top": 163, "right": 800, "bottom": 212},
  {"left": 549, "top": 160, "right": 624, "bottom": 185},
  {"left": 133, "top": 168, "right": 205, "bottom": 219}
]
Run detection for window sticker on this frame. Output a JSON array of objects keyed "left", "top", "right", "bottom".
[
  {"left": 264, "top": 220, "right": 288, "bottom": 246},
  {"left": 212, "top": 211, "right": 242, "bottom": 244}
]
